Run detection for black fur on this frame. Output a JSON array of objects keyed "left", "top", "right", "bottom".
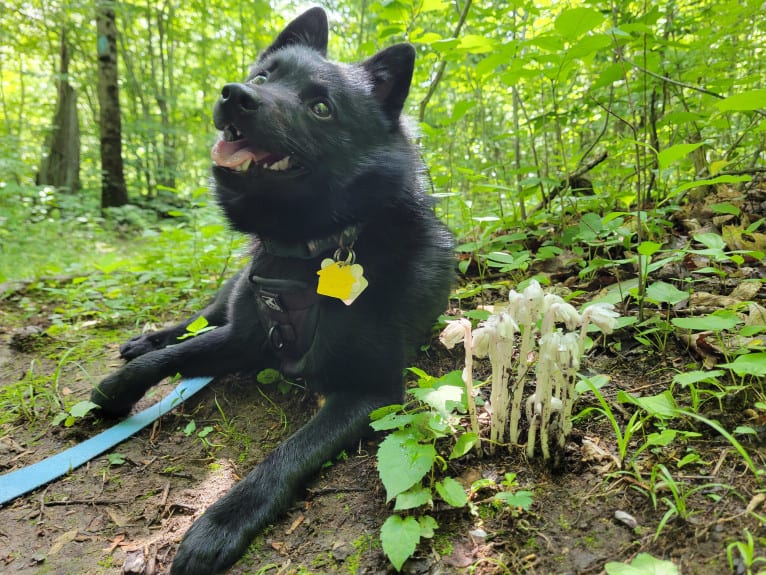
[{"left": 90, "top": 8, "right": 454, "bottom": 574}]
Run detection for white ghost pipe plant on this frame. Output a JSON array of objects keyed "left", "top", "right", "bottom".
[
  {"left": 441, "top": 280, "right": 620, "bottom": 463},
  {"left": 439, "top": 318, "right": 480, "bottom": 442},
  {"left": 471, "top": 312, "right": 517, "bottom": 453}
]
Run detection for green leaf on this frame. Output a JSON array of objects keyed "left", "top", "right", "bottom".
[
  {"left": 672, "top": 370, "right": 725, "bottom": 386},
  {"left": 381, "top": 515, "right": 420, "bottom": 571},
  {"left": 410, "top": 385, "right": 463, "bottom": 418},
  {"left": 69, "top": 400, "right": 99, "bottom": 418},
  {"left": 419, "top": 0, "right": 449, "bottom": 12},
  {"left": 645, "top": 281, "right": 689, "bottom": 305},
  {"left": 107, "top": 453, "right": 126, "bottom": 466},
  {"left": 671, "top": 314, "right": 741, "bottom": 331},
  {"left": 494, "top": 490, "right": 534, "bottom": 510},
  {"left": 418, "top": 515, "right": 438, "bottom": 538},
  {"left": 186, "top": 315, "right": 209, "bottom": 333},
  {"left": 710, "top": 202, "right": 741, "bottom": 216},
  {"left": 370, "top": 412, "right": 416, "bottom": 431},
  {"left": 693, "top": 232, "right": 726, "bottom": 251},
  {"left": 671, "top": 175, "right": 751, "bottom": 196},
  {"left": 657, "top": 142, "right": 705, "bottom": 171},
  {"left": 377, "top": 431, "right": 436, "bottom": 501},
  {"left": 720, "top": 353, "right": 766, "bottom": 377},
  {"left": 256, "top": 368, "right": 282, "bottom": 385},
  {"left": 618, "top": 390, "right": 678, "bottom": 419},
  {"left": 716, "top": 89, "right": 766, "bottom": 111},
  {"left": 394, "top": 485, "right": 432, "bottom": 511},
  {"left": 605, "top": 552, "right": 679, "bottom": 575},
  {"left": 449, "top": 432, "right": 479, "bottom": 459},
  {"left": 637, "top": 241, "right": 662, "bottom": 256},
  {"left": 435, "top": 477, "right": 468, "bottom": 507},
  {"left": 183, "top": 420, "right": 196, "bottom": 436},
  {"left": 554, "top": 7, "right": 605, "bottom": 41}
]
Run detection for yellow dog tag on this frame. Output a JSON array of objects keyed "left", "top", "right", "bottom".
[{"left": 317, "top": 257, "right": 368, "bottom": 305}]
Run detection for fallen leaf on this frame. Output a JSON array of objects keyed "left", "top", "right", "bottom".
[{"left": 48, "top": 528, "right": 78, "bottom": 555}]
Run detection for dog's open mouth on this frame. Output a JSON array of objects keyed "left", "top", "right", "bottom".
[{"left": 211, "top": 125, "right": 300, "bottom": 173}]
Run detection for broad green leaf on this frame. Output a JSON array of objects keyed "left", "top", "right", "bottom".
[
  {"left": 69, "top": 400, "right": 99, "bottom": 418},
  {"left": 709, "top": 202, "right": 741, "bottom": 216},
  {"left": 646, "top": 429, "right": 677, "bottom": 447},
  {"left": 494, "top": 490, "right": 534, "bottom": 510},
  {"left": 672, "top": 370, "right": 725, "bottom": 386},
  {"left": 377, "top": 431, "right": 436, "bottom": 501},
  {"left": 693, "top": 232, "right": 726, "bottom": 251},
  {"left": 435, "top": 477, "right": 468, "bottom": 507},
  {"left": 410, "top": 385, "right": 463, "bottom": 418},
  {"left": 716, "top": 89, "right": 766, "bottom": 111},
  {"left": 449, "top": 432, "right": 479, "bottom": 459},
  {"left": 186, "top": 315, "right": 209, "bottom": 333},
  {"left": 418, "top": 515, "right": 438, "bottom": 538},
  {"left": 671, "top": 174, "right": 751, "bottom": 196},
  {"left": 645, "top": 281, "right": 689, "bottom": 305},
  {"left": 720, "top": 353, "right": 766, "bottom": 377},
  {"left": 637, "top": 241, "right": 662, "bottom": 256},
  {"left": 370, "top": 412, "right": 416, "bottom": 431},
  {"left": 457, "top": 34, "right": 495, "bottom": 54},
  {"left": 605, "top": 552, "right": 679, "bottom": 575},
  {"left": 618, "top": 390, "right": 677, "bottom": 418},
  {"left": 671, "top": 315, "right": 741, "bottom": 331},
  {"left": 657, "top": 142, "right": 704, "bottom": 171},
  {"left": 555, "top": 7, "right": 605, "bottom": 41},
  {"left": 420, "top": 0, "right": 449, "bottom": 12},
  {"left": 394, "top": 485, "right": 432, "bottom": 511},
  {"left": 381, "top": 515, "right": 420, "bottom": 571},
  {"left": 183, "top": 420, "right": 197, "bottom": 436}
]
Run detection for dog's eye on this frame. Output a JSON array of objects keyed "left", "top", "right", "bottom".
[
  {"left": 310, "top": 100, "right": 332, "bottom": 118},
  {"left": 249, "top": 74, "right": 268, "bottom": 86}
]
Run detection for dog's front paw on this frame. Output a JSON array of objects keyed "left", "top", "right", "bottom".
[
  {"left": 120, "top": 333, "right": 163, "bottom": 360},
  {"left": 170, "top": 509, "right": 252, "bottom": 575},
  {"left": 90, "top": 371, "right": 139, "bottom": 417}
]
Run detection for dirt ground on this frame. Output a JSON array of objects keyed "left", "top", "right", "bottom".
[{"left": 1, "top": 253, "right": 765, "bottom": 574}]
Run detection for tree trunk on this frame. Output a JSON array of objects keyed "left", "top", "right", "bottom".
[
  {"left": 96, "top": 1, "right": 128, "bottom": 209},
  {"left": 37, "top": 29, "right": 80, "bottom": 194}
]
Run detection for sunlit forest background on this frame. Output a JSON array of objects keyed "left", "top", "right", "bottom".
[{"left": 2, "top": 0, "right": 764, "bottom": 285}]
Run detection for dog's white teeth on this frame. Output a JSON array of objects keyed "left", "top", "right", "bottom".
[
  {"left": 266, "top": 157, "right": 291, "bottom": 171},
  {"left": 234, "top": 159, "right": 252, "bottom": 172}
]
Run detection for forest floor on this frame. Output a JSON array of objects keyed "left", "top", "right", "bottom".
[{"left": 1, "top": 186, "right": 766, "bottom": 575}]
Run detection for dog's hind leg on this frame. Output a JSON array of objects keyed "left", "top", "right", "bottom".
[
  {"left": 120, "top": 269, "right": 244, "bottom": 360},
  {"left": 169, "top": 387, "right": 400, "bottom": 575}
]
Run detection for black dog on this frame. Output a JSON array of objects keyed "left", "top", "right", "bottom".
[{"left": 91, "top": 8, "right": 454, "bottom": 574}]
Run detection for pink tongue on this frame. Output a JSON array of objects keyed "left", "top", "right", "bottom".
[{"left": 211, "top": 139, "right": 271, "bottom": 168}]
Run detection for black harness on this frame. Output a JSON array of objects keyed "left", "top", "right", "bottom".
[{"left": 247, "top": 225, "right": 361, "bottom": 376}]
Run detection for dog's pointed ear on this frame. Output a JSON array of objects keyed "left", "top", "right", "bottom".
[
  {"left": 362, "top": 44, "right": 416, "bottom": 122},
  {"left": 260, "top": 7, "right": 328, "bottom": 60}
]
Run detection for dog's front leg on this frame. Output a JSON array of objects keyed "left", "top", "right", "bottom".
[
  {"left": 92, "top": 323, "right": 267, "bottom": 416},
  {"left": 169, "top": 388, "right": 399, "bottom": 575}
]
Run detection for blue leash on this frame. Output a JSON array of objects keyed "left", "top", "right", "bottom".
[{"left": 0, "top": 377, "right": 214, "bottom": 506}]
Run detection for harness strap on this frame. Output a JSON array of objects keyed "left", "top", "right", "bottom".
[{"left": 249, "top": 274, "right": 320, "bottom": 376}]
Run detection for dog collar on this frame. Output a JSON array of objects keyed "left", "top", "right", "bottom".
[{"left": 260, "top": 224, "right": 362, "bottom": 259}]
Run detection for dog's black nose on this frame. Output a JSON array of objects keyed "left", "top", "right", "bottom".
[{"left": 220, "top": 83, "right": 260, "bottom": 112}]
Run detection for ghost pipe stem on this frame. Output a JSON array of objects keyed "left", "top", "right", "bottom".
[{"left": 440, "top": 319, "right": 480, "bottom": 445}]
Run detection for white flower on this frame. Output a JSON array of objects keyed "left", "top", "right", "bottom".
[
  {"left": 523, "top": 280, "right": 545, "bottom": 313},
  {"left": 440, "top": 318, "right": 469, "bottom": 349},
  {"left": 582, "top": 302, "right": 619, "bottom": 334},
  {"left": 493, "top": 312, "right": 519, "bottom": 339},
  {"left": 471, "top": 326, "right": 491, "bottom": 358}
]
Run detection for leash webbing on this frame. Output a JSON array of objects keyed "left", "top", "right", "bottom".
[{"left": 0, "top": 376, "right": 213, "bottom": 506}]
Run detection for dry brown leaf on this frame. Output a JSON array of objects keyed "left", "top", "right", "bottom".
[{"left": 48, "top": 528, "right": 79, "bottom": 556}]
